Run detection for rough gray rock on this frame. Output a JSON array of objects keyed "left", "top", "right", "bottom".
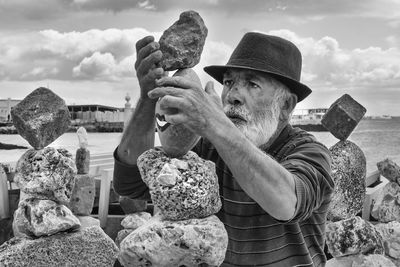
[
  {"left": 14, "top": 147, "right": 77, "bottom": 204},
  {"left": 75, "top": 147, "right": 90, "bottom": 174},
  {"left": 78, "top": 216, "right": 100, "bottom": 228},
  {"left": 119, "top": 197, "right": 148, "bottom": 214},
  {"left": 0, "top": 226, "right": 118, "bottom": 267},
  {"left": 119, "top": 215, "right": 228, "bottom": 267},
  {"left": 115, "top": 229, "right": 134, "bottom": 248},
  {"left": 326, "top": 254, "right": 396, "bottom": 267},
  {"left": 121, "top": 212, "right": 152, "bottom": 230},
  {"left": 138, "top": 148, "right": 221, "bottom": 220},
  {"left": 69, "top": 174, "right": 95, "bottom": 215},
  {"left": 10, "top": 87, "right": 71, "bottom": 149},
  {"left": 12, "top": 198, "right": 80, "bottom": 237},
  {"left": 375, "top": 221, "right": 400, "bottom": 259},
  {"left": 371, "top": 182, "right": 400, "bottom": 222},
  {"left": 159, "top": 10, "right": 208, "bottom": 71},
  {"left": 377, "top": 158, "right": 400, "bottom": 184},
  {"left": 327, "top": 140, "right": 366, "bottom": 221},
  {"left": 325, "top": 216, "right": 384, "bottom": 258}
]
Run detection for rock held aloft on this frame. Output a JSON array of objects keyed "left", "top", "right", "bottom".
[
  {"left": 159, "top": 10, "right": 208, "bottom": 71},
  {"left": 10, "top": 87, "right": 71, "bottom": 149},
  {"left": 14, "top": 147, "right": 77, "bottom": 204},
  {"left": 327, "top": 140, "right": 366, "bottom": 221},
  {"left": 138, "top": 148, "right": 221, "bottom": 220},
  {"left": 119, "top": 215, "right": 228, "bottom": 267}
]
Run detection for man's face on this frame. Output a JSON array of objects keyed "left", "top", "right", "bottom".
[{"left": 221, "top": 69, "right": 283, "bottom": 147}]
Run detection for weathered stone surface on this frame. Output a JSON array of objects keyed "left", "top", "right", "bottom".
[
  {"left": 138, "top": 148, "right": 221, "bottom": 220},
  {"left": 10, "top": 87, "right": 71, "bottom": 149},
  {"left": 155, "top": 69, "right": 202, "bottom": 158},
  {"left": 119, "top": 215, "right": 228, "bottom": 267},
  {"left": 75, "top": 147, "right": 90, "bottom": 174},
  {"left": 0, "top": 226, "right": 118, "bottom": 267},
  {"left": 375, "top": 221, "right": 400, "bottom": 259},
  {"left": 119, "top": 196, "right": 147, "bottom": 214},
  {"left": 121, "top": 212, "right": 152, "bottom": 230},
  {"left": 327, "top": 140, "right": 366, "bottom": 221},
  {"left": 325, "top": 216, "right": 384, "bottom": 258},
  {"left": 159, "top": 10, "right": 208, "bottom": 71},
  {"left": 69, "top": 174, "right": 95, "bottom": 215},
  {"left": 326, "top": 254, "right": 396, "bottom": 267},
  {"left": 371, "top": 182, "right": 400, "bottom": 222},
  {"left": 78, "top": 216, "right": 100, "bottom": 228},
  {"left": 321, "top": 94, "right": 366, "bottom": 141},
  {"left": 115, "top": 229, "right": 134, "bottom": 248},
  {"left": 77, "top": 126, "right": 88, "bottom": 149},
  {"left": 377, "top": 158, "right": 400, "bottom": 184},
  {"left": 13, "top": 198, "right": 80, "bottom": 237},
  {"left": 14, "top": 147, "right": 77, "bottom": 204}
]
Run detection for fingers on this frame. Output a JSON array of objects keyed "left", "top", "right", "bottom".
[
  {"left": 135, "top": 41, "right": 160, "bottom": 71},
  {"left": 205, "top": 81, "right": 217, "bottom": 96},
  {"left": 155, "top": 76, "right": 198, "bottom": 89},
  {"left": 164, "top": 113, "right": 187, "bottom": 125},
  {"left": 135, "top": 36, "right": 154, "bottom": 54},
  {"left": 148, "top": 86, "right": 184, "bottom": 99}
]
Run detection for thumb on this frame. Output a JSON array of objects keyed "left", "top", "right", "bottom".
[{"left": 205, "top": 81, "right": 218, "bottom": 96}]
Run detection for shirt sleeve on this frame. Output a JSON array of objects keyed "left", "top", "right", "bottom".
[
  {"left": 112, "top": 147, "right": 151, "bottom": 200},
  {"left": 280, "top": 142, "right": 334, "bottom": 223}
]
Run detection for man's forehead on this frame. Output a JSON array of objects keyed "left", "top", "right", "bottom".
[{"left": 223, "top": 69, "right": 271, "bottom": 80}]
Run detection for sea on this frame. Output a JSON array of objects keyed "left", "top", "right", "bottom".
[{"left": 1, "top": 118, "right": 400, "bottom": 175}]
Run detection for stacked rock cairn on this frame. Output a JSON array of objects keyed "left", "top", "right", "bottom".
[
  {"left": 0, "top": 88, "right": 118, "bottom": 266},
  {"left": 322, "top": 94, "right": 398, "bottom": 266},
  {"left": 117, "top": 11, "right": 228, "bottom": 267}
]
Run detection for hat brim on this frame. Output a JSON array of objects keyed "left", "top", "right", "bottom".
[{"left": 204, "top": 65, "right": 312, "bottom": 102}]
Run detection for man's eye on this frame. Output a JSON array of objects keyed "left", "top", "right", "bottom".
[
  {"left": 248, "top": 81, "right": 260, "bottom": 88},
  {"left": 223, "top": 80, "right": 233, "bottom": 87}
]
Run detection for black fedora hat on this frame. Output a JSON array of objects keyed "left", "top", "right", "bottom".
[{"left": 204, "top": 32, "right": 312, "bottom": 102}]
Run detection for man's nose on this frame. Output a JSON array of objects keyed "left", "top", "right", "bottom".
[{"left": 226, "top": 86, "right": 244, "bottom": 106}]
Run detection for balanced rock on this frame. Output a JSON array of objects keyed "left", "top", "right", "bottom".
[
  {"left": 69, "top": 174, "right": 95, "bottom": 215},
  {"left": 138, "top": 148, "right": 221, "bottom": 220},
  {"left": 13, "top": 198, "right": 80, "bottom": 237},
  {"left": 121, "top": 212, "right": 152, "bottom": 230},
  {"left": 377, "top": 158, "right": 400, "bottom": 184},
  {"left": 327, "top": 140, "right": 366, "bottom": 221},
  {"left": 159, "top": 10, "right": 208, "bottom": 71},
  {"left": 0, "top": 226, "right": 118, "bottom": 267},
  {"left": 375, "top": 221, "right": 400, "bottom": 259},
  {"left": 321, "top": 94, "right": 366, "bottom": 141},
  {"left": 371, "top": 182, "right": 400, "bottom": 222},
  {"left": 76, "top": 148, "right": 90, "bottom": 174},
  {"left": 119, "top": 215, "right": 228, "bottom": 267},
  {"left": 325, "top": 216, "right": 384, "bottom": 258},
  {"left": 15, "top": 147, "right": 77, "bottom": 204},
  {"left": 10, "top": 87, "right": 71, "bottom": 149},
  {"left": 326, "top": 254, "right": 396, "bottom": 267}
]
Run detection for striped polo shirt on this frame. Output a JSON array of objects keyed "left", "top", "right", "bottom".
[{"left": 113, "top": 124, "right": 333, "bottom": 266}]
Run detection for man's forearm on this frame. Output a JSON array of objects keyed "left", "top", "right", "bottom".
[
  {"left": 117, "top": 97, "right": 157, "bottom": 165},
  {"left": 207, "top": 122, "right": 297, "bottom": 221}
]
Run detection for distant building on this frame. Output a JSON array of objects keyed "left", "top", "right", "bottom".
[
  {"left": 0, "top": 98, "right": 21, "bottom": 122},
  {"left": 68, "top": 104, "right": 125, "bottom": 124}
]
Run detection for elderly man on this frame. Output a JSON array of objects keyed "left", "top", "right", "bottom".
[{"left": 113, "top": 32, "right": 333, "bottom": 266}]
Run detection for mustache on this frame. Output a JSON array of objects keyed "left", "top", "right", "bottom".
[{"left": 224, "top": 105, "right": 251, "bottom": 121}]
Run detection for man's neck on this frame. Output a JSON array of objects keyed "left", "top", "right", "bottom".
[{"left": 259, "top": 120, "right": 289, "bottom": 151}]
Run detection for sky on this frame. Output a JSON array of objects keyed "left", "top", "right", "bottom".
[{"left": 0, "top": 0, "right": 400, "bottom": 116}]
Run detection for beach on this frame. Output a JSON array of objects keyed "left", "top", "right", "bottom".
[{"left": 1, "top": 118, "right": 399, "bottom": 175}]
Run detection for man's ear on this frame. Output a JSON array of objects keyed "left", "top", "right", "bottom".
[{"left": 279, "top": 94, "right": 297, "bottom": 122}]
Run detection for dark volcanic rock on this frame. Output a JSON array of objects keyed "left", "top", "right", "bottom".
[
  {"left": 138, "top": 148, "right": 221, "bottom": 220},
  {"left": 327, "top": 140, "right": 366, "bottom": 221},
  {"left": 325, "top": 216, "right": 384, "bottom": 258},
  {"left": 321, "top": 94, "right": 366, "bottom": 141},
  {"left": 15, "top": 147, "right": 77, "bottom": 204},
  {"left": 159, "top": 10, "right": 208, "bottom": 71},
  {"left": 0, "top": 226, "right": 118, "bottom": 267},
  {"left": 10, "top": 87, "right": 71, "bottom": 149},
  {"left": 377, "top": 158, "right": 400, "bottom": 184}
]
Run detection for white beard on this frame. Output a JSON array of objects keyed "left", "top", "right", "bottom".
[{"left": 224, "top": 102, "right": 280, "bottom": 147}]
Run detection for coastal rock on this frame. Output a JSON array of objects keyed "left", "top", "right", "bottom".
[
  {"left": 137, "top": 148, "right": 221, "bottom": 220},
  {"left": 10, "top": 87, "right": 71, "bottom": 149},
  {"left": 13, "top": 198, "right": 80, "bottom": 237},
  {"left": 75, "top": 147, "right": 90, "bottom": 174},
  {"left": 14, "top": 147, "right": 77, "bottom": 204},
  {"left": 327, "top": 140, "right": 366, "bottom": 221},
  {"left": 121, "top": 212, "right": 152, "bottom": 230},
  {"left": 375, "top": 221, "right": 400, "bottom": 259},
  {"left": 325, "top": 216, "right": 384, "bottom": 258},
  {"left": 326, "top": 254, "right": 396, "bottom": 267},
  {"left": 119, "top": 215, "right": 228, "bottom": 267},
  {"left": 69, "top": 174, "right": 95, "bottom": 215},
  {"left": 155, "top": 68, "right": 202, "bottom": 158},
  {"left": 115, "top": 229, "right": 134, "bottom": 248},
  {"left": 321, "top": 94, "right": 366, "bottom": 141},
  {"left": 371, "top": 182, "right": 400, "bottom": 222},
  {"left": 0, "top": 226, "right": 119, "bottom": 267},
  {"left": 159, "top": 10, "right": 208, "bottom": 71},
  {"left": 377, "top": 158, "right": 400, "bottom": 184}
]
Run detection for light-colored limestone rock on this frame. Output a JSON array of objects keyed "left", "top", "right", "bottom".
[
  {"left": 375, "top": 221, "right": 400, "bottom": 259},
  {"left": 326, "top": 254, "right": 396, "bottom": 267},
  {"left": 121, "top": 212, "right": 152, "bottom": 230},
  {"left": 69, "top": 174, "right": 95, "bottom": 215},
  {"left": 371, "top": 182, "right": 400, "bottom": 222},
  {"left": 138, "top": 148, "right": 221, "bottom": 220},
  {"left": 0, "top": 226, "right": 118, "bottom": 267},
  {"left": 115, "top": 229, "right": 134, "bottom": 248},
  {"left": 13, "top": 198, "right": 80, "bottom": 237},
  {"left": 119, "top": 215, "right": 228, "bottom": 267},
  {"left": 377, "top": 158, "right": 400, "bottom": 184},
  {"left": 78, "top": 216, "right": 100, "bottom": 228}
]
